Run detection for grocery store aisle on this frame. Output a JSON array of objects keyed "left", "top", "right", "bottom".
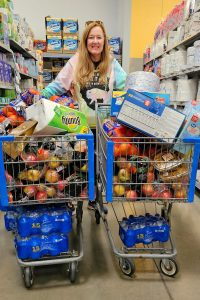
[{"left": 0, "top": 193, "right": 200, "bottom": 300}]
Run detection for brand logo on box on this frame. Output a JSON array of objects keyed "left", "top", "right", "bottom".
[{"left": 62, "top": 113, "right": 80, "bottom": 129}]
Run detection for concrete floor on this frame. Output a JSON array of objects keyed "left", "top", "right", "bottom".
[{"left": 0, "top": 193, "right": 200, "bottom": 300}]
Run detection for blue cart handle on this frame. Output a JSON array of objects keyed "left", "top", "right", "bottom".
[
  {"left": 0, "top": 135, "right": 14, "bottom": 142},
  {"left": 183, "top": 137, "right": 200, "bottom": 143}
]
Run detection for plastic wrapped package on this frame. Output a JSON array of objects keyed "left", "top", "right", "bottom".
[
  {"left": 194, "top": 40, "right": 200, "bottom": 66},
  {"left": 194, "top": 0, "right": 200, "bottom": 11},
  {"left": 160, "top": 56, "right": 166, "bottom": 76},
  {"left": 125, "top": 71, "right": 160, "bottom": 92},
  {"left": 174, "top": 49, "right": 187, "bottom": 72},
  {"left": 176, "top": 76, "right": 198, "bottom": 102},
  {"left": 187, "top": 46, "right": 195, "bottom": 67},
  {"left": 160, "top": 79, "right": 177, "bottom": 102}
]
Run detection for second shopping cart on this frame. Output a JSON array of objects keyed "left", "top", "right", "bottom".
[{"left": 95, "top": 104, "right": 200, "bottom": 277}]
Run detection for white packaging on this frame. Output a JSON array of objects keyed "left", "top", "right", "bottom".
[
  {"left": 176, "top": 76, "right": 198, "bottom": 102},
  {"left": 194, "top": 40, "right": 200, "bottom": 66},
  {"left": 160, "top": 79, "right": 177, "bottom": 102},
  {"left": 125, "top": 71, "right": 160, "bottom": 92},
  {"left": 187, "top": 46, "right": 195, "bottom": 67}
]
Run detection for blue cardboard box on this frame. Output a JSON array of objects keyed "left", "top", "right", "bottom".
[
  {"left": 110, "top": 90, "right": 170, "bottom": 117},
  {"left": 117, "top": 89, "right": 185, "bottom": 142}
]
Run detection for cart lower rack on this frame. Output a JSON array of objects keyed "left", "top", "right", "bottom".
[{"left": 95, "top": 104, "right": 200, "bottom": 277}]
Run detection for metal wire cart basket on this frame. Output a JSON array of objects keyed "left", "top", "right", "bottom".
[
  {"left": 95, "top": 104, "right": 200, "bottom": 277},
  {"left": 0, "top": 132, "right": 94, "bottom": 288}
]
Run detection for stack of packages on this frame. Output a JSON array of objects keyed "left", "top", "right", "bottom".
[
  {"left": 45, "top": 17, "right": 79, "bottom": 54},
  {"left": 0, "top": 89, "right": 91, "bottom": 259},
  {"left": 4, "top": 205, "right": 72, "bottom": 260},
  {"left": 0, "top": 0, "right": 13, "bottom": 46}
]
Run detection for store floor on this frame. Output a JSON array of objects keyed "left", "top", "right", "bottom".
[{"left": 0, "top": 193, "right": 200, "bottom": 300}]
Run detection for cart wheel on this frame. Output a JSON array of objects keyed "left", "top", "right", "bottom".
[
  {"left": 69, "top": 262, "right": 76, "bottom": 283},
  {"left": 160, "top": 259, "right": 178, "bottom": 277},
  {"left": 95, "top": 210, "right": 101, "bottom": 224},
  {"left": 119, "top": 258, "right": 135, "bottom": 277},
  {"left": 23, "top": 267, "right": 34, "bottom": 289}
]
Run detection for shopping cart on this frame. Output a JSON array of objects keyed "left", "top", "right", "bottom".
[
  {"left": 0, "top": 133, "right": 94, "bottom": 287},
  {"left": 95, "top": 104, "right": 200, "bottom": 277}
]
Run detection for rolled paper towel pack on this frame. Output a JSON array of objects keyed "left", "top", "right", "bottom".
[{"left": 125, "top": 71, "right": 160, "bottom": 92}]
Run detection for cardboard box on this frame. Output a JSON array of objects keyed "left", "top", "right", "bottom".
[
  {"left": 110, "top": 91, "right": 126, "bottom": 116},
  {"left": 63, "top": 34, "right": 78, "bottom": 53},
  {"left": 34, "top": 40, "right": 47, "bottom": 51},
  {"left": 26, "top": 99, "right": 89, "bottom": 135},
  {"left": 110, "top": 90, "right": 170, "bottom": 117},
  {"left": 47, "top": 35, "right": 62, "bottom": 52},
  {"left": 3, "top": 120, "right": 38, "bottom": 159},
  {"left": 174, "top": 109, "right": 200, "bottom": 154},
  {"left": 63, "top": 19, "right": 78, "bottom": 34},
  {"left": 45, "top": 17, "right": 62, "bottom": 35},
  {"left": 117, "top": 89, "right": 185, "bottom": 142}
]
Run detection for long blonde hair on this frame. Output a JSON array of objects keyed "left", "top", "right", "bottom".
[{"left": 75, "top": 22, "right": 112, "bottom": 87}]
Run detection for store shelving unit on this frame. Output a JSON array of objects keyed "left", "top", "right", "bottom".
[
  {"left": 9, "top": 39, "right": 37, "bottom": 60},
  {"left": 43, "top": 52, "right": 73, "bottom": 59},
  {"left": 144, "top": 31, "right": 200, "bottom": 66}
]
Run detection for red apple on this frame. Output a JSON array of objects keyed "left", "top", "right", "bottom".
[
  {"left": 126, "top": 190, "right": 138, "bottom": 200},
  {"left": 36, "top": 191, "right": 47, "bottom": 203},
  {"left": 142, "top": 183, "right": 154, "bottom": 196}
]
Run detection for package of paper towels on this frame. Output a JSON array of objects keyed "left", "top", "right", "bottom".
[{"left": 125, "top": 71, "right": 160, "bottom": 92}]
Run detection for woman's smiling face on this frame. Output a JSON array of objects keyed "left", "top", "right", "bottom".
[{"left": 87, "top": 26, "right": 105, "bottom": 61}]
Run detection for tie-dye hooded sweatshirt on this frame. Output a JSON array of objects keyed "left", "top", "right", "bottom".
[{"left": 42, "top": 53, "right": 127, "bottom": 127}]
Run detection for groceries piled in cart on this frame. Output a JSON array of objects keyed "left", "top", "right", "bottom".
[{"left": 0, "top": 88, "right": 93, "bottom": 206}]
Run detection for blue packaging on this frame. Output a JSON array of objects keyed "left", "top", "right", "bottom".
[
  {"left": 108, "top": 37, "right": 121, "bottom": 54},
  {"left": 63, "top": 19, "right": 78, "bottom": 34},
  {"left": 47, "top": 36, "right": 62, "bottom": 52},
  {"left": 4, "top": 210, "right": 17, "bottom": 231},
  {"left": 63, "top": 35, "right": 78, "bottom": 52},
  {"left": 15, "top": 233, "right": 69, "bottom": 260},
  {"left": 110, "top": 90, "right": 170, "bottom": 117},
  {"left": 119, "top": 214, "right": 170, "bottom": 247},
  {"left": 17, "top": 209, "right": 72, "bottom": 237},
  {"left": 117, "top": 89, "right": 185, "bottom": 142},
  {"left": 46, "top": 18, "right": 62, "bottom": 35}
]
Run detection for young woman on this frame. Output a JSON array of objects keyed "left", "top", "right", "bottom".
[{"left": 42, "top": 21, "right": 127, "bottom": 209}]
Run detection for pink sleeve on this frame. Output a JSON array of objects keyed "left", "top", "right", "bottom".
[{"left": 56, "top": 54, "right": 78, "bottom": 90}]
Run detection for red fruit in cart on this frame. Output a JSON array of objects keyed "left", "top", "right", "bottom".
[
  {"left": 80, "top": 187, "right": 88, "bottom": 197},
  {"left": 21, "top": 152, "right": 38, "bottom": 166},
  {"left": 36, "top": 191, "right": 47, "bottom": 203},
  {"left": 114, "top": 144, "right": 120, "bottom": 157},
  {"left": 8, "top": 114, "right": 18, "bottom": 127},
  {"left": 119, "top": 143, "right": 131, "bottom": 156},
  {"left": 160, "top": 190, "right": 173, "bottom": 199},
  {"left": 16, "top": 115, "right": 25, "bottom": 125},
  {"left": 69, "top": 103, "right": 75, "bottom": 109},
  {"left": 57, "top": 180, "right": 66, "bottom": 192},
  {"left": 37, "top": 148, "right": 50, "bottom": 161},
  {"left": 128, "top": 144, "right": 139, "bottom": 156},
  {"left": 142, "top": 183, "right": 154, "bottom": 196},
  {"left": 146, "top": 171, "right": 155, "bottom": 182},
  {"left": 126, "top": 190, "right": 138, "bottom": 200},
  {"left": 5, "top": 170, "right": 13, "bottom": 184},
  {"left": 1, "top": 106, "right": 17, "bottom": 117},
  {"left": 45, "top": 169, "right": 60, "bottom": 183},
  {"left": 8, "top": 192, "right": 13, "bottom": 203},
  {"left": 113, "top": 184, "right": 125, "bottom": 196},
  {"left": 151, "top": 190, "right": 161, "bottom": 199},
  {"left": 0, "top": 114, "right": 6, "bottom": 122},
  {"left": 23, "top": 185, "right": 37, "bottom": 197},
  {"left": 48, "top": 155, "right": 60, "bottom": 169},
  {"left": 174, "top": 188, "right": 187, "bottom": 199}
]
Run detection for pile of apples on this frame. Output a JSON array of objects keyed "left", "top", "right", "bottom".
[
  {"left": 6, "top": 139, "right": 88, "bottom": 204},
  {"left": 103, "top": 118, "right": 189, "bottom": 201},
  {"left": 0, "top": 105, "right": 25, "bottom": 127}
]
